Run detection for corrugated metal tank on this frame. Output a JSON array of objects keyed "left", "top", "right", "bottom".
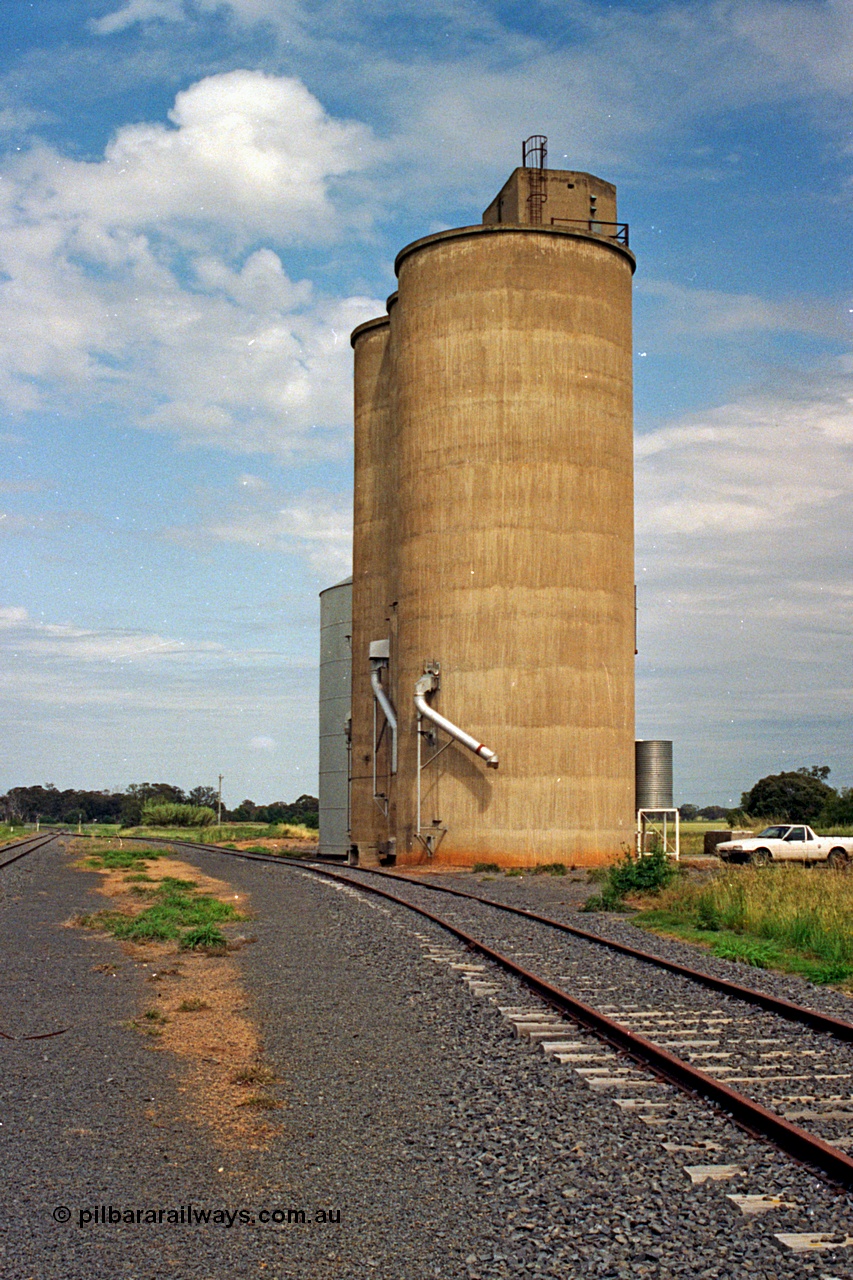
[
  {"left": 349, "top": 314, "right": 396, "bottom": 861},
  {"left": 391, "top": 223, "right": 635, "bottom": 864},
  {"left": 318, "top": 576, "right": 352, "bottom": 857},
  {"left": 635, "top": 740, "right": 673, "bottom": 811}
]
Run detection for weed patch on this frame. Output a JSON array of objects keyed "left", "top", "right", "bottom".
[
  {"left": 472, "top": 862, "right": 501, "bottom": 874},
  {"left": 85, "top": 846, "right": 164, "bottom": 870},
  {"left": 532, "top": 862, "right": 568, "bottom": 876},
  {"left": 583, "top": 849, "right": 677, "bottom": 911},
  {"left": 80, "top": 877, "right": 241, "bottom": 948}
]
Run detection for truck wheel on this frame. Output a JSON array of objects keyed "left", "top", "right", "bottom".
[
  {"left": 750, "top": 848, "right": 771, "bottom": 867},
  {"left": 827, "top": 848, "right": 848, "bottom": 871}
]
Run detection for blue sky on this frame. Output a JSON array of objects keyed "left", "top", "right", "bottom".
[{"left": 1, "top": 0, "right": 851, "bottom": 808}]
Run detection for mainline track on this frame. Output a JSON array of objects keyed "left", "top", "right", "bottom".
[
  {"left": 0, "top": 829, "right": 65, "bottom": 870},
  {"left": 72, "top": 834, "right": 853, "bottom": 1190}
]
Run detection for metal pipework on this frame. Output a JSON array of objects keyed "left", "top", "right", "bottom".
[
  {"left": 370, "top": 666, "right": 398, "bottom": 774},
  {"left": 414, "top": 671, "right": 499, "bottom": 768}
]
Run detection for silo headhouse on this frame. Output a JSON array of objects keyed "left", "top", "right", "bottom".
[{"left": 326, "top": 138, "right": 636, "bottom": 868}]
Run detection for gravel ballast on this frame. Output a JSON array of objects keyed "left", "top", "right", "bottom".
[{"left": 2, "top": 840, "right": 851, "bottom": 1279}]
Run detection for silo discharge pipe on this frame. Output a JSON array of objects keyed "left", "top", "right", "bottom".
[
  {"left": 414, "top": 672, "right": 499, "bottom": 769},
  {"left": 370, "top": 667, "right": 398, "bottom": 774}
]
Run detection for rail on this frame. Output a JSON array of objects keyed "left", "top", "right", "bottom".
[{"left": 0, "top": 829, "right": 65, "bottom": 870}]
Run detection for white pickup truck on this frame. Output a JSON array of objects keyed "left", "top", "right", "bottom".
[{"left": 717, "top": 825, "right": 853, "bottom": 868}]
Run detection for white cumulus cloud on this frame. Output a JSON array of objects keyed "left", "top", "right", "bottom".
[{"left": 0, "top": 72, "right": 383, "bottom": 453}]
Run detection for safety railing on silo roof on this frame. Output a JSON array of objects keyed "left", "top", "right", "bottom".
[{"left": 550, "top": 217, "right": 630, "bottom": 246}]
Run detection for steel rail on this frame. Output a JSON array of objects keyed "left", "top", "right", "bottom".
[
  {"left": 339, "top": 864, "right": 853, "bottom": 1044},
  {"left": 96, "top": 836, "right": 853, "bottom": 1187},
  {"left": 0, "top": 830, "right": 64, "bottom": 870},
  {"left": 288, "top": 862, "right": 853, "bottom": 1190}
]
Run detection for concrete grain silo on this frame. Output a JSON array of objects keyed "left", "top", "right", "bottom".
[
  {"left": 349, "top": 314, "right": 397, "bottom": 861},
  {"left": 345, "top": 139, "right": 636, "bottom": 867}
]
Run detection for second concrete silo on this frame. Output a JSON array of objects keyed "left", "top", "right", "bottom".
[{"left": 349, "top": 313, "right": 397, "bottom": 862}]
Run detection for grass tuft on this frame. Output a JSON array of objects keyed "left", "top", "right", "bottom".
[
  {"left": 236, "top": 1093, "right": 280, "bottom": 1110},
  {"left": 179, "top": 924, "right": 228, "bottom": 952},
  {"left": 231, "top": 1064, "right": 276, "bottom": 1086}
]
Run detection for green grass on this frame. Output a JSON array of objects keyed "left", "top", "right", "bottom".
[
  {"left": 83, "top": 844, "right": 165, "bottom": 870},
  {"left": 117, "top": 822, "right": 317, "bottom": 844},
  {"left": 531, "top": 862, "right": 569, "bottom": 876},
  {"left": 80, "top": 876, "right": 241, "bottom": 946},
  {"left": 633, "top": 864, "right": 853, "bottom": 985},
  {"left": 179, "top": 924, "right": 228, "bottom": 951}
]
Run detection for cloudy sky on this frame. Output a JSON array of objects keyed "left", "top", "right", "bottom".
[{"left": 1, "top": 0, "right": 851, "bottom": 808}]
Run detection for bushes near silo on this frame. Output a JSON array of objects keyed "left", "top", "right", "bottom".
[
  {"left": 141, "top": 801, "right": 216, "bottom": 828},
  {"left": 583, "top": 848, "right": 677, "bottom": 912}
]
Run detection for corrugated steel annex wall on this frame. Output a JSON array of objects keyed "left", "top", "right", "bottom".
[{"left": 318, "top": 576, "right": 352, "bottom": 857}]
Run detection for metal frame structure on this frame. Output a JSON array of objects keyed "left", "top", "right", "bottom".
[{"left": 637, "top": 807, "right": 680, "bottom": 860}]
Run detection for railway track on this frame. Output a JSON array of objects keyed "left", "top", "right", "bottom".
[
  {"left": 0, "top": 829, "right": 65, "bottom": 870},
  {"left": 79, "top": 834, "right": 853, "bottom": 1202}
]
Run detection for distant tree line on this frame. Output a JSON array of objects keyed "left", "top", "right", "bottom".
[
  {"left": 680, "top": 765, "right": 853, "bottom": 826},
  {"left": 0, "top": 782, "right": 319, "bottom": 829}
]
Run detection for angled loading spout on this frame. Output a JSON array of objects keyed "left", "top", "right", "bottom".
[{"left": 414, "top": 670, "right": 499, "bottom": 768}]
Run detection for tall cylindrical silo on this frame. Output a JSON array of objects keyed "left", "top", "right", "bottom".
[
  {"left": 349, "top": 314, "right": 396, "bottom": 861},
  {"left": 392, "top": 223, "right": 635, "bottom": 865},
  {"left": 635, "top": 740, "right": 673, "bottom": 811},
  {"left": 318, "top": 576, "right": 352, "bottom": 857}
]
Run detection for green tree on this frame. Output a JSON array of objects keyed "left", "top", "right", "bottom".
[
  {"left": 819, "top": 787, "right": 853, "bottom": 827},
  {"left": 741, "top": 768, "right": 836, "bottom": 823}
]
